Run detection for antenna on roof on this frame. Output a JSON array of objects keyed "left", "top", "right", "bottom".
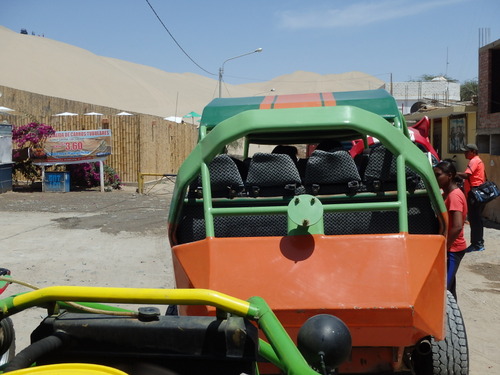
[
  {"left": 479, "top": 27, "right": 490, "bottom": 48},
  {"left": 445, "top": 47, "right": 449, "bottom": 76}
]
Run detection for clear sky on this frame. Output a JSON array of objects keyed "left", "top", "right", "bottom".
[{"left": 1, "top": 0, "right": 499, "bottom": 85}]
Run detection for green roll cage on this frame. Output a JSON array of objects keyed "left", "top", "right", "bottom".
[{"left": 168, "top": 96, "right": 447, "bottom": 240}]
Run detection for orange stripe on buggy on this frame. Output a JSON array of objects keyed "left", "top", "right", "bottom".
[
  {"left": 321, "top": 92, "right": 336, "bottom": 106},
  {"left": 260, "top": 95, "right": 277, "bottom": 109},
  {"left": 259, "top": 92, "right": 337, "bottom": 109}
]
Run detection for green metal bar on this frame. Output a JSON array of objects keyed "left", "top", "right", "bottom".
[
  {"left": 322, "top": 201, "right": 400, "bottom": 213},
  {"left": 183, "top": 190, "right": 410, "bottom": 206},
  {"left": 243, "top": 137, "right": 250, "bottom": 159},
  {"left": 211, "top": 205, "right": 288, "bottom": 216},
  {"left": 248, "top": 296, "right": 318, "bottom": 375},
  {"left": 210, "top": 201, "right": 400, "bottom": 217},
  {"left": 185, "top": 196, "right": 295, "bottom": 206},
  {"left": 399, "top": 116, "right": 411, "bottom": 139},
  {"left": 392, "top": 114, "right": 402, "bottom": 130},
  {"left": 363, "top": 135, "right": 369, "bottom": 149},
  {"left": 258, "top": 339, "right": 283, "bottom": 369},
  {"left": 198, "top": 124, "right": 207, "bottom": 141},
  {"left": 396, "top": 154, "right": 409, "bottom": 232},
  {"left": 200, "top": 162, "right": 215, "bottom": 237},
  {"left": 393, "top": 115, "right": 412, "bottom": 139}
]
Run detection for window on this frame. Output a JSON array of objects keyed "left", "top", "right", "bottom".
[
  {"left": 477, "top": 134, "right": 491, "bottom": 154},
  {"left": 490, "top": 135, "right": 500, "bottom": 155},
  {"left": 490, "top": 49, "right": 500, "bottom": 113}
]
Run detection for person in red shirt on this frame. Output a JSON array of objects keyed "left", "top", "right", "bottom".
[
  {"left": 457, "top": 144, "right": 486, "bottom": 252},
  {"left": 434, "top": 159, "right": 468, "bottom": 301}
]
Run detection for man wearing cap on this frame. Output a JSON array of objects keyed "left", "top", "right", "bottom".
[{"left": 457, "top": 143, "right": 486, "bottom": 252}]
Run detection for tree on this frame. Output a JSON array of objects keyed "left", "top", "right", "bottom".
[
  {"left": 460, "top": 79, "right": 478, "bottom": 102},
  {"left": 410, "top": 74, "right": 459, "bottom": 83}
]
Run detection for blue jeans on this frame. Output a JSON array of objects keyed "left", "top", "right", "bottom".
[{"left": 447, "top": 250, "right": 466, "bottom": 301}]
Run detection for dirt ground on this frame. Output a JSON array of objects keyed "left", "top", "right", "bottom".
[{"left": 1, "top": 181, "right": 499, "bottom": 374}]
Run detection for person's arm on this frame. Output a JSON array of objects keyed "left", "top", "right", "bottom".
[
  {"left": 457, "top": 158, "right": 478, "bottom": 181},
  {"left": 447, "top": 210, "right": 464, "bottom": 251}
]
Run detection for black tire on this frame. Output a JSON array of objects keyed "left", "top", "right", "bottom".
[
  {"left": 0, "top": 317, "right": 15, "bottom": 366},
  {"left": 413, "top": 291, "right": 469, "bottom": 374}
]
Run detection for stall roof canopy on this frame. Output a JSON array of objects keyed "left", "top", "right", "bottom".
[{"left": 200, "top": 89, "right": 400, "bottom": 129}]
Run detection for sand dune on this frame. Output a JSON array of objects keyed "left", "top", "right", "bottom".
[{"left": 0, "top": 26, "right": 384, "bottom": 117}]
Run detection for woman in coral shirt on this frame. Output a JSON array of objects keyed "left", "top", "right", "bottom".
[{"left": 434, "top": 160, "right": 468, "bottom": 301}]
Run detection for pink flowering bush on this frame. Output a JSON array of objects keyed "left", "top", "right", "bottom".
[
  {"left": 12, "top": 122, "right": 56, "bottom": 183},
  {"left": 12, "top": 122, "right": 55, "bottom": 155},
  {"left": 69, "top": 163, "right": 122, "bottom": 190}
]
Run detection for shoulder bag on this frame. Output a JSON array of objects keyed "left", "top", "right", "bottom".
[
  {"left": 470, "top": 163, "right": 500, "bottom": 203},
  {"left": 471, "top": 180, "right": 500, "bottom": 203}
]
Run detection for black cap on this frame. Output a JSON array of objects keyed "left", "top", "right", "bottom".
[{"left": 460, "top": 143, "right": 478, "bottom": 152}]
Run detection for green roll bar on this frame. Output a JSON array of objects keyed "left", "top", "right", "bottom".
[{"left": 168, "top": 105, "right": 446, "bottom": 240}]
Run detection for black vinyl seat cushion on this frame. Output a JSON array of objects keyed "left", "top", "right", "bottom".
[
  {"left": 245, "top": 153, "right": 303, "bottom": 197},
  {"left": 304, "top": 150, "right": 362, "bottom": 196}
]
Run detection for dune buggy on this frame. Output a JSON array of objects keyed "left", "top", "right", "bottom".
[{"left": 167, "top": 89, "right": 468, "bottom": 374}]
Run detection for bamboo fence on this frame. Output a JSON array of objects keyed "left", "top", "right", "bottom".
[{"left": 0, "top": 85, "right": 198, "bottom": 183}]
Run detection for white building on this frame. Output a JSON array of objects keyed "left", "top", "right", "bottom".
[{"left": 386, "top": 77, "right": 461, "bottom": 115}]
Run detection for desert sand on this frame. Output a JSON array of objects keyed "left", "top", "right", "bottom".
[
  {"left": 0, "top": 182, "right": 499, "bottom": 374},
  {"left": 0, "top": 26, "right": 384, "bottom": 118}
]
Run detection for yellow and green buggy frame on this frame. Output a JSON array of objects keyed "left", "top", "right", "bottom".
[{"left": 0, "top": 284, "right": 333, "bottom": 375}]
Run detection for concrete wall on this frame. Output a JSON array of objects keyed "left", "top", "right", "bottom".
[{"left": 390, "top": 81, "right": 461, "bottom": 115}]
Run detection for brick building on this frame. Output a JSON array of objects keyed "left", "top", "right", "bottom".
[
  {"left": 477, "top": 38, "right": 500, "bottom": 154},
  {"left": 475, "top": 38, "right": 500, "bottom": 221}
]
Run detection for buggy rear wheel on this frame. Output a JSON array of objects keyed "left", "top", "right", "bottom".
[
  {"left": 0, "top": 317, "right": 15, "bottom": 366},
  {"left": 413, "top": 291, "right": 469, "bottom": 374}
]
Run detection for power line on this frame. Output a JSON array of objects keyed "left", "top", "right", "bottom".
[{"left": 144, "top": 0, "right": 215, "bottom": 76}]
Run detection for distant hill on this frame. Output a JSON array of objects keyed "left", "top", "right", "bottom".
[
  {"left": 0, "top": 26, "right": 384, "bottom": 118},
  {"left": 240, "top": 70, "right": 385, "bottom": 94}
]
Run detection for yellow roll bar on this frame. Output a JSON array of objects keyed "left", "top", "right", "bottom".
[{"left": 5, "top": 287, "right": 254, "bottom": 317}]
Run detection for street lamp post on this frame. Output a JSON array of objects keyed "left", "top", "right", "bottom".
[{"left": 218, "top": 48, "right": 263, "bottom": 97}]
